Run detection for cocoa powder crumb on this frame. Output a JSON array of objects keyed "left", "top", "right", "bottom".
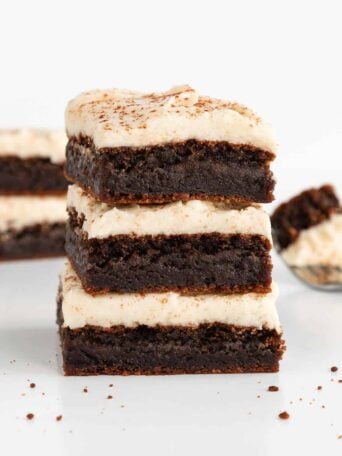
[
  {"left": 109, "top": 384, "right": 113, "bottom": 387},
  {"left": 268, "top": 385, "right": 279, "bottom": 392},
  {"left": 26, "top": 413, "right": 34, "bottom": 420},
  {"left": 83, "top": 387, "right": 88, "bottom": 393},
  {"left": 317, "top": 385, "right": 322, "bottom": 390},
  {"left": 339, "top": 380, "right": 342, "bottom": 383},
  {"left": 338, "top": 435, "right": 342, "bottom": 439},
  {"left": 331, "top": 366, "right": 338, "bottom": 372},
  {"left": 107, "top": 395, "right": 113, "bottom": 400},
  {"left": 56, "top": 415, "right": 63, "bottom": 422},
  {"left": 278, "top": 411, "right": 290, "bottom": 420},
  {"left": 30, "top": 383, "right": 36, "bottom": 389}
]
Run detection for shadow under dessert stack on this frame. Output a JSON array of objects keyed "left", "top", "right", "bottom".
[
  {"left": 58, "top": 85, "right": 285, "bottom": 375},
  {"left": 0, "top": 129, "right": 67, "bottom": 260}
]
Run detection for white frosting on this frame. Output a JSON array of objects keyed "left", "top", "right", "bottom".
[
  {"left": 0, "top": 195, "right": 67, "bottom": 232},
  {"left": 67, "top": 185, "right": 272, "bottom": 239},
  {"left": 0, "top": 129, "right": 66, "bottom": 163},
  {"left": 282, "top": 213, "right": 342, "bottom": 267},
  {"left": 65, "top": 85, "right": 276, "bottom": 153},
  {"left": 61, "top": 262, "right": 280, "bottom": 331}
]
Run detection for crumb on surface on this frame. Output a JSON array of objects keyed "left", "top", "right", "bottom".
[
  {"left": 83, "top": 387, "right": 88, "bottom": 393},
  {"left": 317, "top": 385, "right": 322, "bottom": 390},
  {"left": 26, "top": 413, "right": 34, "bottom": 420},
  {"left": 56, "top": 415, "right": 63, "bottom": 422},
  {"left": 278, "top": 411, "right": 290, "bottom": 420},
  {"left": 30, "top": 383, "right": 36, "bottom": 389},
  {"left": 268, "top": 385, "right": 279, "bottom": 392},
  {"left": 109, "top": 384, "right": 113, "bottom": 387},
  {"left": 107, "top": 395, "right": 113, "bottom": 400},
  {"left": 331, "top": 366, "right": 338, "bottom": 372}
]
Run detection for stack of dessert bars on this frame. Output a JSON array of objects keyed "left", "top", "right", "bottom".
[
  {"left": 58, "top": 85, "right": 285, "bottom": 376},
  {"left": 0, "top": 129, "right": 67, "bottom": 260}
]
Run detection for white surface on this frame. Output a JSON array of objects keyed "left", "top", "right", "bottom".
[
  {"left": 1, "top": 252, "right": 342, "bottom": 455},
  {"left": 68, "top": 185, "right": 271, "bottom": 238}
]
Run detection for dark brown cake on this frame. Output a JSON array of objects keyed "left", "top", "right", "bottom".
[
  {"left": 271, "top": 184, "right": 340, "bottom": 250},
  {"left": 65, "top": 137, "right": 275, "bottom": 204},
  {"left": 0, "top": 223, "right": 65, "bottom": 260},
  {"left": 66, "top": 209, "right": 272, "bottom": 294},
  {"left": 0, "top": 156, "right": 68, "bottom": 194}
]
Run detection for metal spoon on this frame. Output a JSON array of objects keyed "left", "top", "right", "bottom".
[{"left": 282, "top": 260, "right": 342, "bottom": 291}]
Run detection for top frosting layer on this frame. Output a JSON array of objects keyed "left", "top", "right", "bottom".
[
  {"left": 65, "top": 85, "right": 276, "bottom": 153},
  {"left": 0, "top": 129, "right": 67, "bottom": 163}
]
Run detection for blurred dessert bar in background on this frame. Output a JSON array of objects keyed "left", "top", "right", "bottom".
[
  {"left": 0, "top": 129, "right": 68, "bottom": 260},
  {"left": 271, "top": 184, "right": 342, "bottom": 286}
]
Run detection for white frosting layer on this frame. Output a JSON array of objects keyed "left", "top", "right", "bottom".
[
  {"left": 67, "top": 185, "right": 272, "bottom": 239},
  {"left": 65, "top": 85, "right": 276, "bottom": 153},
  {"left": 0, "top": 195, "right": 67, "bottom": 232},
  {"left": 282, "top": 213, "right": 342, "bottom": 267},
  {"left": 0, "top": 129, "right": 66, "bottom": 163},
  {"left": 61, "top": 262, "right": 280, "bottom": 331}
]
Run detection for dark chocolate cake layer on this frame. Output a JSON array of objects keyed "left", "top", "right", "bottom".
[
  {"left": 271, "top": 184, "right": 340, "bottom": 250},
  {"left": 0, "top": 156, "right": 68, "bottom": 193},
  {"left": 59, "top": 323, "right": 285, "bottom": 376},
  {"left": 0, "top": 222, "right": 65, "bottom": 260},
  {"left": 65, "top": 137, "right": 275, "bottom": 204},
  {"left": 66, "top": 210, "right": 272, "bottom": 294}
]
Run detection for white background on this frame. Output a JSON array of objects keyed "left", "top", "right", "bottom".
[{"left": 1, "top": 1, "right": 342, "bottom": 455}]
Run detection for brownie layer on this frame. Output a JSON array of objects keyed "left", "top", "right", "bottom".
[
  {"left": 0, "top": 222, "right": 65, "bottom": 260},
  {"left": 271, "top": 185, "right": 340, "bottom": 250},
  {"left": 65, "top": 137, "right": 275, "bottom": 204},
  {"left": 66, "top": 211, "right": 272, "bottom": 293},
  {"left": 0, "top": 156, "right": 68, "bottom": 193},
  {"left": 59, "top": 322, "right": 285, "bottom": 376}
]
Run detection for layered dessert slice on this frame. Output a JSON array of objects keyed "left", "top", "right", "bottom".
[
  {"left": 271, "top": 184, "right": 342, "bottom": 285},
  {"left": 58, "top": 262, "right": 285, "bottom": 375},
  {"left": 65, "top": 86, "right": 276, "bottom": 204},
  {"left": 0, "top": 129, "right": 67, "bottom": 194},
  {"left": 0, "top": 129, "right": 68, "bottom": 260},
  {"left": 0, "top": 194, "right": 66, "bottom": 260},
  {"left": 66, "top": 185, "right": 273, "bottom": 294}
]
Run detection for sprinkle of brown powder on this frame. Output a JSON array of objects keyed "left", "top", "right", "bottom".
[
  {"left": 268, "top": 385, "right": 279, "bottom": 392},
  {"left": 278, "top": 411, "right": 290, "bottom": 420},
  {"left": 26, "top": 413, "right": 34, "bottom": 420}
]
